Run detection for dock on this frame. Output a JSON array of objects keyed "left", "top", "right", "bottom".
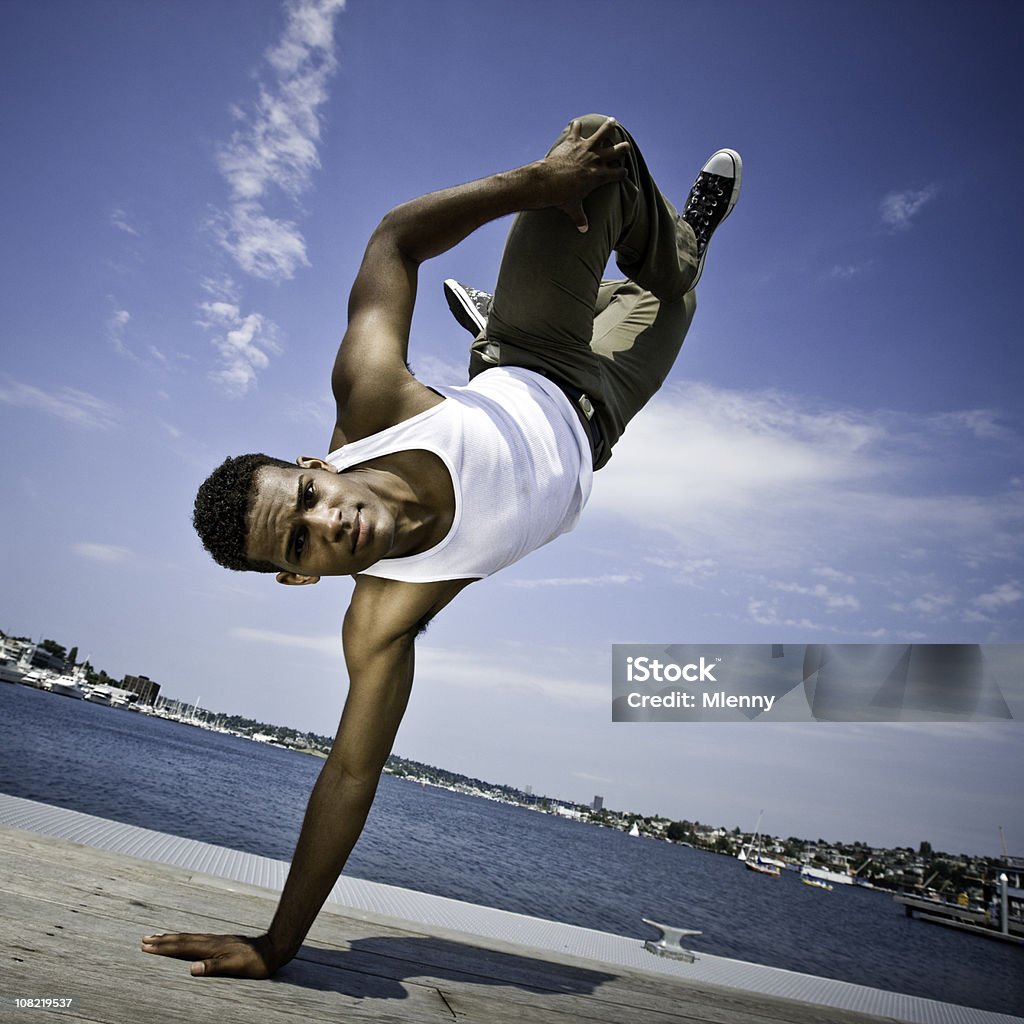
[
  {"left": 895, "top": 894, "right": 1024, "bottom": 946},
  {"left": 2, "top": 795, "right": 1020, "bottom": 1024}
]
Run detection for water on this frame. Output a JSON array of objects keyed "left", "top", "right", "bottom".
[{"left": 1, "top": 683, "right": 1020, "bottom": 1016}]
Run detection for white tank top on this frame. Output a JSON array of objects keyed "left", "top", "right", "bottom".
[{"left": 325, "top": 367, "right": 593, "bottom": 582}]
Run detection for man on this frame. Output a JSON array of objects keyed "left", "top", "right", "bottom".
[{"left": 142, "top": 115, "right": 741, "bottom": 978}]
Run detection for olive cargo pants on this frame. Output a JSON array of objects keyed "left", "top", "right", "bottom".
[{"left": 468, "top": 114, "right": 699, "bottom": 469}]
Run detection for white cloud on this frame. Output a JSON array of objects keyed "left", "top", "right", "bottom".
[
  {"left": 588, "top": 383, "right": 1024, "bottom": 626},
  {"left": 72, "top": 543, "right": 131, "bottom": 564},
  {"left": 106, "top": 306, "right": 171, "bottom": 368},
  {"left": 107, "top": 308, "right": 133, "bottom": 357},
  {"left": 416, "top": 644, "right": 607, "bottom": 706},
  {"left": 409, "top": 353, "right": 469, "bottom": 389},
  {"left": 230, "top": 626, "right": 341, "bottom": 655},
  {"left": 198, "top": 300, "right": 282, "bottom": 397},
  {"left": 213, "top": 0, "right": 344, "bottom": 280},
  {"left": 773, "top": 580, "right": 861, "bottom": 611},
  {"left": 746, "top": 599, "right": 822, "bottom": 632},
  {"left": 110, "top": 207, "right": 140, "bottom": 237},
  {"left": 215, "top": 201, "right": 309, "bottom": 281},
  {"left": 973, "top": 581, "right": 1023, "bottom": 612},
  {"left": 643, "top": 555, "right": 719, "bottom": 579},
  {"left": 828, "top": 261, "right": 872, "bottom": 280},
  {"left": 909, "top": 592, "right": 956, "bottom": 616},
  {"left": 200, "top": 275, "right": 241, "bottom": 303},
  {"left": 225, "top": 628, "right": 604, "bottom": 707},
  {"left": 0, "top": 378, "right": 120, "bottom": 430},
  {"left": 940, "top": 408, "right": 1012, "bottom": 442},
  {"left": 813, "top": 566, "right": 856, "bottom": 585},
  {"left": 506, "top": 573, "right": 642, "bottom": 589},
  {"left": 197, "top": 0, "right": 344, "bottom": 395},
  {"left": 880, "top": 184, "right": 939, "bottom": 231}
]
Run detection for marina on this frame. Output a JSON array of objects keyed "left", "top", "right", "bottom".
[
  {"left": 2, "top": 795, "right": 1021, "bottom": 1024},
  {"left": 2, "top": 666, "right": 1022, "bottom": 1017}
]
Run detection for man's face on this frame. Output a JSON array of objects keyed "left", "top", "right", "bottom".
[{"left": 244, "top": 458, "right": 396, "bottom": 583}]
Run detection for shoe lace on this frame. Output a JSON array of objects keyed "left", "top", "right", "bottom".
[{"left": 684, "top": 173, "right": 727, "bottom": 253}]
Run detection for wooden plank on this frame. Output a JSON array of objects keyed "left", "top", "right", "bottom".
[
  {"left": 1, "top": 826, "right": 901, "bottom": 1024},
  {"left": 1, "top": 891, "right": 452, "bottom": 1024}
]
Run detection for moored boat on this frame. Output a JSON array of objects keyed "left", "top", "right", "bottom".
[
  {"left": 739, "top": 811, "right": 782, "bottom": 877},
  {"left": 801, "top": 869, "right": 834, "bottom": 891},
  {"left": 48, "top": 664, "right": 87, "bottom": 699},
  {"left": 801, "top": 864, "right": 854, "bottom": 886},
  {"left": 0, "top": 654, "right": 26, "bottom": 684}
]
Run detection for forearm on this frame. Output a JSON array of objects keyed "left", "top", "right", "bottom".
[
  {"left": 263, "top": 759, "right": 379, "bottom": 963},
  {"left": 263, "top": 614, "right": 416, "bottom": 967},
  {"left": 377, "top": 117, "right": 628, "bottom": 264},
  {"left": 377, "top": 161, "right": 546, "bottom": 265}
]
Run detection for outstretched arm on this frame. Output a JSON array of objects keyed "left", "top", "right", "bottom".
[
  {"left": 141, "top": 576, "right": 470, "bottom": 978},
  {"left": 329, "top": 117, "right": 630, "bottom": 448}
]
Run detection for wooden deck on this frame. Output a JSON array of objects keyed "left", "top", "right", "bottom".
[{"left": 0, "top": 825, "right": 927, "bottom": 1023}]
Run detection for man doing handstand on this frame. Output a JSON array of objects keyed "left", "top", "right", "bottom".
[{"left": 142, "top": 114, "right": 741, "bottom": 978}]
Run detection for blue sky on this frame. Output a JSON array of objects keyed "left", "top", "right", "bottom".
[{"left": 2, "top": 0, "right": 1022, "bottom": 858}]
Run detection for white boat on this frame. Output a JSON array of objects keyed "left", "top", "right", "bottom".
[
  {"left": 20, "top": 668, "right": 53, "bottom": 689},
  {"left": 628, "top": 823, "right": 641, "bottom": 837},
  {"left": 801, "top": 864, "right": 854, "bottom": 886},
  {"left": 1, "top": 646, "right": 34, "bottom": 684},
  {"left": 48, "top": 664, "right": 87, "bottom": 699},
  {"left": 0, "top": 655, "right": 25, "bottom": 684},
  {"left": 747, "top": 856, "right": 781, "bottom": 877},
  {"left": 739, "top": 811, "right": 781, "bottom": 877},
  {"left": 84, "top": 685, "right": 113, "bottom": 706}
]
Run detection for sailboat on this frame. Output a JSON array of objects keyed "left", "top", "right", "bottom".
[{"left": 738, "top": 811, "right": 781, "bottom": 877}]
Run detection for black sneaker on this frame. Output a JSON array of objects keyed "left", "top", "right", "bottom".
[
  {"left": 444, "top": 279, "right": 493, "bottom": 337},
  {"left": 681, "top": 149, "right": 742, "bottom": 290}
]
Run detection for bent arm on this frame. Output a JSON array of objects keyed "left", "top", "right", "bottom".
[{"left": 330, "top": 117, "right": 629, "bottom": 447}]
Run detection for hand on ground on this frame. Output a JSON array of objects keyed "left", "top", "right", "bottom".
[{"left": 141, "top": 931, "right": 282, "bottom": 978}]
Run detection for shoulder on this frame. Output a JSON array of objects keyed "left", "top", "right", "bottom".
[
  {"left": 330, "top": 373, "right": 445, "bottom": 451},
  {"left": 344, "top": 575, "right": 474, "bottom": 652}
]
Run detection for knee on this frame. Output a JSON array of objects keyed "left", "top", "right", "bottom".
[
  {"left": 571, "top": 113, "right": 625, "bottom": 140},
  {"left": 550, "top": 114, "right": 628, "bottom": 156}
]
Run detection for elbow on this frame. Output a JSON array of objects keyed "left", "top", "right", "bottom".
[{"left": 374, "top": 205, "right": 426, "bottom": 266}]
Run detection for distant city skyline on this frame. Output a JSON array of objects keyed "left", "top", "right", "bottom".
[
  {"left": 4, "top": 620, "right": 1020, "bottom": 861},
  {"left": 2, "top": 0, "right": 1022, "bottom": 860}
]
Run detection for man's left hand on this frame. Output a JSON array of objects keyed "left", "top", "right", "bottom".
[{"left": 536, "top": 117, "right": 631, "bottom": 232}]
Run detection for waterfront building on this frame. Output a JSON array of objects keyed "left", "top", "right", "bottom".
[{"left": 122, "top": 674, "right": 161, "bottom": 705}]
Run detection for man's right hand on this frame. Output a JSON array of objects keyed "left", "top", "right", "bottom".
[{"left": 141, "top": 931, "right": 286, "bottom": 978}]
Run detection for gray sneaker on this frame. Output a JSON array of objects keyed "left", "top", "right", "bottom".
[
  {"left": 444, "top": 279, "right": 493, "bottom": 337},
  {"left": 681, "top": 149, "right": 742, "bottom": 290}
]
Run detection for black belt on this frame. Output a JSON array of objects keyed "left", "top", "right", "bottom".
[{"left": 533, "top": 369, "right": 606, "bottom": 467}]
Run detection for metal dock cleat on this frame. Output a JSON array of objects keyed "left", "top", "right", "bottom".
[{"left": 641, "top": 918, "right": 702, "bottom": 962}]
